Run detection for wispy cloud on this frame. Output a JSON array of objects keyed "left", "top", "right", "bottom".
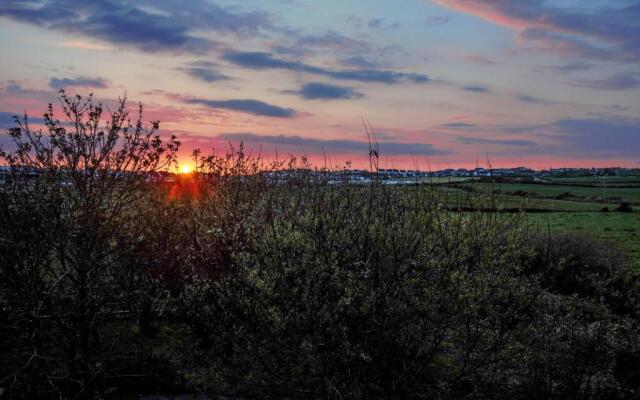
[
  {"left": 340, "top": 56, "right": 380, "bottom": 69},
  {"left": 464, "top": 54, "right": 499, "bottom": 66},
  {"left": 368, "top": 18, "right": 400, "bottom": 30},
  {"left": 441, "top": 122, "right": 476, "bottom": 129},
  {"left": 425, "top": 15, "right": 450, "bottom": 26},
  {"left": 433, "top": 0, "right": 640, "bottom": 63},
  {"left": 510, "top": 117, "right": 640, "bottom": 158},
  {"left": 536, "top": 62, "right": 593, "bottom": 74},
  {"left": 0, "top": 111, "right": 46, "bottom": 128},
  {"left": 550, "top": 118, "right": 640, "bottom": 156},
  {"left": 463, "top": 85, "right": 491, "bottom": 93},
  {"left": 568, "top": 73, "right": 640, "bottom": 91},
  {"left": 49, "top": 76, "right": 109, "bottom": 89},
  {"left": 456, "top": 136, "right": 536, "bottom": 147},
  {"left": 294, "top": 31, "right": 371, "bottom": 53},
  {"left": 518, "top": 29, "right": 616, "bottom": 61},
  {"left": 214, "top": 132, "right": 451, "bottom": 156},
  {"left": 516, "top": 94, "right": 548, "bottom": 104},
  {"left": 180, "top": 61, "right": 231, "bottom": 83},
  {"left": 60, "top": 39, "right": 113, "bottom": 51},
  {"left": 0, "top": 111, "right": 18, "bottom": 129},
  {"left": 184, "top": 98, "right": 297, "bottom": 118},
  {"left": 222, "top": 51, "right": 430, "bottom": 84},
  {"left": 5, "top": 82, "right": 22, "bottom": 94},
  {"left": 289, "top": 82, "right": 364, "bottom": 100},
  {"left": 0, "top": 0, "right": 272, "bottom": 54}
]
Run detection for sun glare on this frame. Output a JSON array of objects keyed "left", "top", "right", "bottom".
[{"left": 179, "top": 165, "right": 193, "bottom": 174}]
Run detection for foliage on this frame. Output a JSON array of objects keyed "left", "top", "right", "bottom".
[
  {"left": 0, "top": 91, "right": 180, "bottom": 398},
  {"left": 1, "top": 92, "right": 639, "bottom": 399},
  {"left": 526, "top": 212, "right": 640, "bottom": 271}
]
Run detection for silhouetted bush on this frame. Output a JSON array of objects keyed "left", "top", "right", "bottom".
[
  {"left": 0, "top": 92, "right": 181, "bottom": 398},
  {"left": 616, "top": 202, "right": 633, "bottom": 213},
  {"left": 1, "top": 92, "right": 639, "bottom": 399},
  {"left": 555, "top": 191, "right": 580, "bottom": 200},
  {"left": 176, "top": 196, "right": 640, "bottom": 399}
]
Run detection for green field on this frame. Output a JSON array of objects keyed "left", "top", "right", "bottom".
[
  {"left": 453, "top": 181, "right": 640, "bottom": 205},
  {"left": 434, "top": 176, "right": 640, "bottom": 270},
  {"left": 526, "top": 212, "right": 640, "bottom": 271},
  {"left": 548, "top": 176, "right": 640, "bottom": 186},
  {"left": 436, "top": 185, "right": 609, "bottom": 211}
]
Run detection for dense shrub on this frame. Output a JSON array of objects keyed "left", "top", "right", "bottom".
[
  {"left": 179, "top": 184, "right": 640, "bottom": 399},
  {"left": 616, "top": 203, "right": 634, "bottom": 213},
  {"left": 0, "top": 92, "right": 181, "bottom": 398},
  {"left": 1, "top": 92, "right": 639, "bottom": 399}
]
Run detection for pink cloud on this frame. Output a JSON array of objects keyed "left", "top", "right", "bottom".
[
  {"left": 432, "top": 0, "right": 539, "bottom": 31},
  {"left": 432, "top": 0, "right": 640, "bottom": 62}
]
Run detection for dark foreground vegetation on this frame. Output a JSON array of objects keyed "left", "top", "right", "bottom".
[{"left": 1, "top": 93, "right": 640, "bottom": 399}]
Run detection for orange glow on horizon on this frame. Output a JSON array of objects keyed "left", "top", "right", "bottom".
[{"left": 179, "top": 165, "right": 193, "bottom": 174}]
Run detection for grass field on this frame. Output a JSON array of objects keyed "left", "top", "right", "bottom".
[
  {"left": 510, "top": 183, "right": 639, "bottom": 203},
  {"left": 433, "top": 176, "right": 640, "bottom": 270},
  {"left": 547, "top": 176, "right": 640, "bottom": 186},
  {"left": 526, "top": 212, "right": 640, "bottom": 271},
  {"left": 437, "top": 184, "right": 609, "bottom": 211},
  {"left": 453, "top": 181, "right": 640, "bottom": 205}
]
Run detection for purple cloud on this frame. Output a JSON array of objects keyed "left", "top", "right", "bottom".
[
  {"left": 536, "top": 62, "right": 593, "bottom": 74},
  {"left": 516, "top": 94, "right": 549, "bottom": 104},
  {"left": 0, "top": 111, "right": 46, "bottom": 129},
  {"left": 295, "top": 31, "right": 371, "bottom": 53},
  {"left": 434, "top": 0, "right": 640, "bottom": 63},
  {"left": 215, "top": 132, "right": 451, "bottom": 156},
  {"left": 292, "top": 83, "right": 364, "bottom": 100},
  {"left": 222, "top": 51, "right": 430, "bottom": 84},
  {"left": 456, "top": 136, "right": 536, "bottom": 147},
  {"left": 184, "top": 98, "right": 297, "bottom": 118},
  {"left": 0, "top": 0, "right": 271, "bottom": 54},
  {"left": 568, "top": 73, "right": 640, "bottom": 91},
  {"left": 180, "top": 61, "right": 231, "bottom": 83},
  {"left": 463, "top": 85, "right": 491, "bottom": 93},
  {"left": 441, "top": 122, "right": 476, "bottom": 129},
  {"left": 511, "top": 117, "right": 640, "bottom": 159},
  {"left": 49, "top": 76, "right": 109, "bottom": 89},
  {"left": 368, "top": 18, "right": 400, "bottom": 30}
]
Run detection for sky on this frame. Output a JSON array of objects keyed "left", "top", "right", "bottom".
[{"left": 0, "top": 0, "right": 639, "bottom": 170}]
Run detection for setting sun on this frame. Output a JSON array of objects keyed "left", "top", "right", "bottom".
[{"left": 179, "top": 165, "right": 193, "bottom": 174}]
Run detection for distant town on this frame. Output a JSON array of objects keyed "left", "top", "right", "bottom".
[
  {"left": 2, "top": 165, "right": 639, "bottom": 186},
  {"left": 345, "top": 166, "right": 640, "bottom": 178},
  {"left": 262, "top": 166, "right": 640, "bottom": 185}
]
